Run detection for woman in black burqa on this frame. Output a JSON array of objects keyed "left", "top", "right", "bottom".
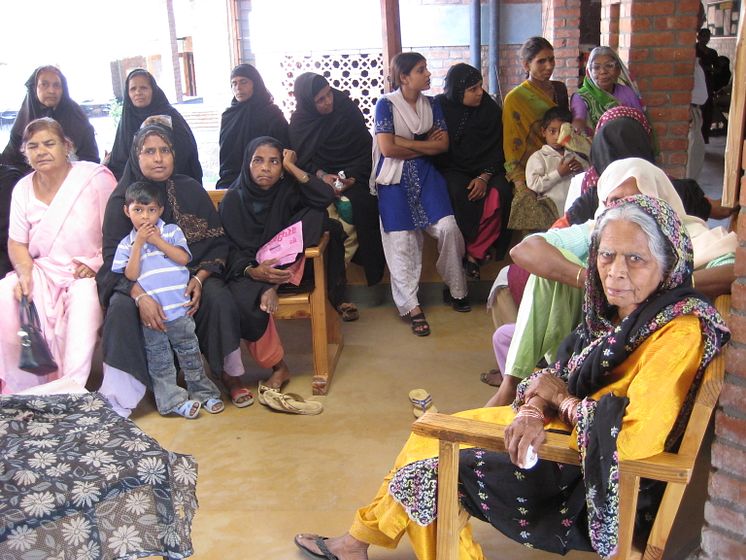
[
  {"left": 96, "top": 124, "right": 238, "bottom": 414},
  {"left": 435, "top": 63, "right": 513, "bottom": 280},
  {"left": 219, "top": 136, "right": 340, "bottom": 392},
  {"left": 107, "top": 69, "right": 202, "bottom": 183},
  {"left": 216, "top": 63, "right": 289, "bottom": 189},
  {"left": 289, "top": 72, "right": 384, "bottom": 287},
  {"left": 1, "top": 65, "right": 99, "bottom": 171}
]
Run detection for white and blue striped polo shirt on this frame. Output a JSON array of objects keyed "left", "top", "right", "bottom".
[{"left": 112, "top": 220, "right": 192, "bottom": 322}]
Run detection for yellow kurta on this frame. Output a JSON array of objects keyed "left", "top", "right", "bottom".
[
  {"left": 502, "top": 80, "right": 558, "bottom": 185},
  {"left": 350, "top": 316, "right": 705, "bottom": 560}
]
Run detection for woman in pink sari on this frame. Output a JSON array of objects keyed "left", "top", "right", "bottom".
[{"left": 0, "top": 118, "right": 116, "bottom": 394}]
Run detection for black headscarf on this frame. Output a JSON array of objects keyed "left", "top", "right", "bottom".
[
  {"left": 108, "top": 69, "right": 202, "bottom": 183},
  {"left": 217, "top": 64, "right": 289, "bottom": 189},
  {"left": 98, "top": 124, "right": 226, "bottom": 307},
  {"left": 435, "top": 63, "right": 504, "bottom": 176},
  {"left": 289, "top": 72, "right": 372, "bottom": 185},
  {"left": 567, "top": 109, "right": 655, "bottom": 224},
  {"left": 219, "top": 136, "right": 335, "bottom": 280},
  {"left": 0, "top": 66, "right": 99, "bottom": 171}
]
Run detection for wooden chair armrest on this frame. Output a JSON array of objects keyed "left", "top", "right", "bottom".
[
  {"left": 304, "top": 232, "right": 329, "bottom": 259},
  {"left": 413, "top": 413, "right": 694, "bottom": 483}
]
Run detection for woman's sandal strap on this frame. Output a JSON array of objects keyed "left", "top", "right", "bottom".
[
  {"left": 410, "top": 312, "right": 431, "bottom": 336},
  {"left": 315, "top": 537, "right": 339, "bottom": 560},
  {"left": 410, "top": 395, "right": 432, "bottom": 411}
]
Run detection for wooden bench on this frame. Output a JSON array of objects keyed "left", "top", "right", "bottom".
[
  {"left": 413, "top": 294, "right": 730, "bottom": 560},
  {"left": 208, "top": 189, "right": 343, "bottom": 395}
]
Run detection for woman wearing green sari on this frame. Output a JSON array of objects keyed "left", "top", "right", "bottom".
[
  {"left": 571, "top": 46, "right": 644, "bottom": 134},
  {"left": 502, "top": 37, "right": 568, "bottom": 190}
]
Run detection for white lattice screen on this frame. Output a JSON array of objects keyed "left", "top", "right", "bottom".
[{"left": 279, "top": 51, "right": 384, "bottom": 128}]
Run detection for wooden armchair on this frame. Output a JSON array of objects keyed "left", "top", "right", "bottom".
[
  {"left": 208, "top": 189, "right": 343, "bottom": 395},
  {"left": 413, "top": 295, "right": 730, "bottom": 560}
]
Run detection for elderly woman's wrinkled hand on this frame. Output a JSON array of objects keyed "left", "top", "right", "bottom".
[
  {"left": 524, "top": 373, "right": 570, "bottom": 411},
  {"left": 505, "top": 412, "right": 546, "bottom": 467},
  {"left": 249, "top": 258, "right": 293, "bottom": 284},
  {"left": 138, "top": 295, "right": 167, "bottom": 332},
  {"left": 184, "top": 277, "right": 202, "bottom": 317}
]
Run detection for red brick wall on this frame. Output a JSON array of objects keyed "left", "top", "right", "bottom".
[
  {"left": 623, "top": 0, "right": 700, "bottom": 177},
  {"left": 543, "top": 0, "right": 583, "bottom": 95},
  {"left": 420, "top": 44, "right": 523, "bottom": 100},
  {"left": 701, "top": 167, "right": 746, "bottom": 560}
]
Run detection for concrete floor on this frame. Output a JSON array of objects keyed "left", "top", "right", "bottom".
[
  {"left": 132, "top": 305, "right": 598, "bottom": 560},
  {"left": 127, "top": 141, "right": 729, "bottom": 559}
]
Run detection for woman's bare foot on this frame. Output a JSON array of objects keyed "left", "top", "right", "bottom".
[
  {"left": 264, "top": 359, "right": 290, "bottom": 389},
  {"left": 294, "top": 533, "right": 369, "bottom": 560}
]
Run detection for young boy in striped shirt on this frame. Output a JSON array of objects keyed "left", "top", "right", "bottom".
[{"left": 112, "top": 181, "right": 223, "bottom": 418}]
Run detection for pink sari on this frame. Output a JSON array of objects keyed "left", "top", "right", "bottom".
[{"left": 0, "top": 162, "right": 116, "bottom": 394}]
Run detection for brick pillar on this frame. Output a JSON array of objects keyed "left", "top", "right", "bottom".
[
  {"left": 611, "top": 0, "right": 700, "bottom": 177},
  {"left": 700, "top": 167, "right": 746, "bottom": 559},
  {"left": 542, "top": 0, "right": 582, "bottom": 95}
]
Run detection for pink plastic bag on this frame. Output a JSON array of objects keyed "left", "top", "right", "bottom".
[{"left": 256, "top": 221, "right": 304, "bottom": 267}]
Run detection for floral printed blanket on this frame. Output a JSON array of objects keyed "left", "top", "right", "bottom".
[{"left": 0, "top": 393, "right": 197, "bottom": 559}]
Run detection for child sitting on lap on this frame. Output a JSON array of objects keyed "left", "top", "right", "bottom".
[
  {"left": 525, "top": 107, "right": 588, "bottom": 216},
  {"left": 112, "top": 181, "right": 223, "bottom": 418}
]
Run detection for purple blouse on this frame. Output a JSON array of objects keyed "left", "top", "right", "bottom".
[{"left": 570, "top": 84, "right": 643, "bottom": 122}]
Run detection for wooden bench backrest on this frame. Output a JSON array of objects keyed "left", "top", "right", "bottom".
[{"left": 208, "top": 189, "right": 225, "bottom": 209}]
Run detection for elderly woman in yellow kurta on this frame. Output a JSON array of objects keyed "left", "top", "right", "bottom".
[{"left": 294, "top": 194, "right": 728, "bottom": 559}]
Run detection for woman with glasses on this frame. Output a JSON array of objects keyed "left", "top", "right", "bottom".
[
  {"left": 571, "top": 46, "right": 644, "bottom": 134},
  {"left": 97, "top": 124, "right": 238, "bottom": 416}
]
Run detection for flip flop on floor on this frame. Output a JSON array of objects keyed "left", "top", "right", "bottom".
[
  {"left": 479, "top": 369, "right": 503, "bottom": 387},
  {"left": 294, "top": 534, "right": 338, "bottom": 559},
  {"left": 229, "top": 386, "right": 254, "bottom": 408},
  {"left": 409, "top": 388, "right": 437, "bottom": 418},
  {"left": 171, "top": 399, "right": 201, "bottom": 419},
  {"left": 219, "top": 374, "right": 255, "bottom": 408},
  {"left": 409, "top": 312, "right": 430, "bottom": 337},
  {"left": 336, "top": 302, "right": 360, "bottom": 322},
  {"left": 258, "top": 385, "right": 323, "bottom": 415},
  {"left": 202, "top": 398, "right": 225, "bottom": 414}
]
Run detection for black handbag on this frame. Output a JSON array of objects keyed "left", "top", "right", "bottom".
[{"left": 18, "top": 295, "right": 58, "bottom": 375}]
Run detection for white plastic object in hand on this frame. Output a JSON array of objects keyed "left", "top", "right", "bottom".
[
  {"left": 333, "top": 170, "right": 346, "bottom": 191},
  {"left": 519, "top": 444, "right": 538, "bottom": 469}
]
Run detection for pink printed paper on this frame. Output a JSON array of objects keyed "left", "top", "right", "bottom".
[{"left": 256, "top": 221, "right": 304, "bottom": 267}]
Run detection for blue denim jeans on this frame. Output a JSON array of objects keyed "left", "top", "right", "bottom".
[{"left": 143, "top": 315, "right": 221, "bottom": 414}]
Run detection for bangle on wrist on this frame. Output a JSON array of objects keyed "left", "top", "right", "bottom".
[
  {"left": 475, "top": 175, "right": 488, "bottom": 185},
  {"left": 192, "top": 275, "right": 202, "bottom": 288},
  {"left": 516, "top": 403, "right": 548, "bottom": 425},
  {"left": 558, "top": 396, "right": 581, "bottom": 425},
  {"left": 134, "top": 293, "right": 148, "bottom": 307},
  {"left": 243, "top": 260, "right": 258, "bottom": 278},
  {"left": 575, "top": 267, "right": 584, "bottom": 288}
]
